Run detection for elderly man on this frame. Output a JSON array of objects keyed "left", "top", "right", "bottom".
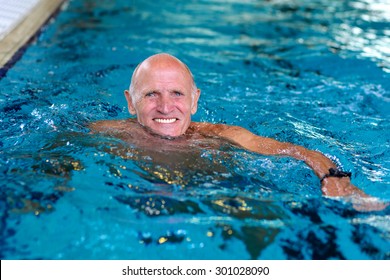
[{"left": 90, "top": 53, "right": 386, "bottom": 211}]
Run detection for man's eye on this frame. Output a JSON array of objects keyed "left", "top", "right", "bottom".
[
  {"left": 174, "top": 91, "right": 183, "bottom": 96},
  {"left": 145, "top": 92, "right": 156, "bottom": 97}
]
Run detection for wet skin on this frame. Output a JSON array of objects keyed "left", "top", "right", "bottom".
[
  {"left": 90, "top": 53, "right": 388, "bottom": 212},
  {"left": 90, "top": 119, "right": 236, "bottom": 186}
]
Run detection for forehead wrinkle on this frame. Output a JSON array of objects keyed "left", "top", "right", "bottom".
[{"left": 137, "top": 72, "right": 189, "bottom": 93}]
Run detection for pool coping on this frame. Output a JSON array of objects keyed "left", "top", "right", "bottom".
[{"left": 0, "top": 0, "right": 66, "bottom": 72}]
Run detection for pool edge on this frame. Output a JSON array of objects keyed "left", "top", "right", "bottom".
[{"left": 0, "top": 0, "right": 66, "bottom": 75}]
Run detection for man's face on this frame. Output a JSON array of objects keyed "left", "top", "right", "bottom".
[{"left": 125, "top": 58, "right": 200, "bottom": 137}]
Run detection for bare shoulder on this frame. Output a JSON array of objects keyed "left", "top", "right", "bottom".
[
  {"left": 191, "top": 121, "right": 255, "bottom": 137},
  {"left": 89, "top": 118, "right": 136, "bottom": 133},
  {"left": 190, "top": 121, "right": 289, "bottom": 153},
  {"left": 190, "top": 121, "right": 231, "bottom": 137}
]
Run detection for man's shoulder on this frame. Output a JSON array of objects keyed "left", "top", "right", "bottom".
[
  {"left": 190, "top": 121, "right": 231, "bottom": 136},
  {"left": 89, "top": 118, "right": 136, "bottom": 133}
]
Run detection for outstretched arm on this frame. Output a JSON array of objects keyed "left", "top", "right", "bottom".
[
  {"left": 195, "top": 123, "right": 387, "bottom": 211},
  {"left": 198, "top": 123, "right": 338, "bottom": 180}
]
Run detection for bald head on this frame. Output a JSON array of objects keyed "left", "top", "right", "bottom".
[
  {"left": 128, "top": 53, "right": 197, "bottom": 103},
  {"left": 123, "top": 53, "right": 201, "bottom": 137}
]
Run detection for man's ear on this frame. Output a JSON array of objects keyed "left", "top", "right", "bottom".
[
  {"left": 124, "top": 90, "right": 137, "bottom": 115},
  {"left": 191, "top": 89, "right": 201, "bottom": 115}
]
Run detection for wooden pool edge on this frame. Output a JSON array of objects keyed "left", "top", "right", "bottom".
[{"left": 0, "top": 0, "right": 66, "bottom": 71}]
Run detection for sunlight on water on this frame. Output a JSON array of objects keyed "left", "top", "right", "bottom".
[{"left": 330, "top": 0, "right": 390, "bottom": 72}]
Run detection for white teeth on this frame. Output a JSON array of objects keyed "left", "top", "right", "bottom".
[{"left": 154, "top": 118, "right": 177, "bottom": 124}]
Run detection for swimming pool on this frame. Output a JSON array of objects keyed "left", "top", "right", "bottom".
[{"left": 0, "top": 0, "right": 389, "bottom": 260}]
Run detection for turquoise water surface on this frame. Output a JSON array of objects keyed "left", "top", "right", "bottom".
[{"left": 0, "top": 0, "right": 389, "bottom": 259}]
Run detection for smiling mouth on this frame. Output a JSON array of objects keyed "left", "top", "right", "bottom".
[{"left": 153, "top": 118, "right": 178, "bottom": 124}]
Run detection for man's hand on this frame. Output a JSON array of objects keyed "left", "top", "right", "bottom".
[{"left": 321, "top": 177, "right": 388, "bottom": 212}]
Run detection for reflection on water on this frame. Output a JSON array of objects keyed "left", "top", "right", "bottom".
[{"left": 330, "top": 0, "right": 390, "bottom": 72}]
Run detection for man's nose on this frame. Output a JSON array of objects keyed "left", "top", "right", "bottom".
[{"left": 156, "top": 95, "right": 174, "bottom": 114}]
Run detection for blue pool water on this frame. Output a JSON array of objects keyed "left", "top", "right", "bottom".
[{"left": 1, "top": 0, "right": 389, "bottom": 259}]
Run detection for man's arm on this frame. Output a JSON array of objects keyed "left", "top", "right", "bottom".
[
  {"left": 210, "top": 124, "right": 335, "bottom": 178},
  {"left": 197, "top": 123, "right": 336, "bottom": 179},
  {"left": 195, "top": 122, "right": 387, "bottom": 211},
  {"left": 88, "top": 120, "right": 126, "bottom": 133}
]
